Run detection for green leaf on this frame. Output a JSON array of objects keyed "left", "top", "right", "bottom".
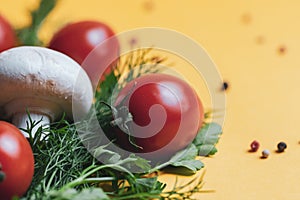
[
  {"left": 48, "top": 188, "right": 109, "bottom": 200},
  {"left": 168, "top": 143, "right": 198, "bottom": 163},
  {"left": 16, "top": 0, "right": 57, "bottom": 45},
  {"left": 163, "top": 144, "right": 204, "bottom": 175},
  {"left": 119, "top": 154, "right": 152, "bottom": 172},
  {"left": 134, "top": 177, "right": 166, "bottom": 194},
  {"left": 93, "top": 144, "right": 121, "bottom": 164},
  {"left": 193, "top": 122, "right": 222, "bottom": 156},
  {"left": 93, "top": 144, "right": 151, "bottom": 172},
  {"left": 161, "top": 166, "right": 200, "bottom": 176},
  {"left": 95, "top": 71, "right": 119, "bottom": 103},
  {"left": 171, "top": 159, "right": 204, "bottom": 172}
]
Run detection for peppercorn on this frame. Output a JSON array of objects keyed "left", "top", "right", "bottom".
[
  {"left": 277, "top": 142, "right": 287, "bottom": 152},
  {"left": 250, "top": 140, "right": 260, "bottom": 152},
  {"left": 278, "top": 45, "right": 287, "bottom": 55},
  {"left": 221, "top": 81, "right": 229, "bottom": 91},
  {"left": 261, "top": 149, "right": 270, "bottom": 158}
]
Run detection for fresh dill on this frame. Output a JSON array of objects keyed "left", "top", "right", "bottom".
[{"left": 20, "top": 49, "right": 219, "bottom": 200}]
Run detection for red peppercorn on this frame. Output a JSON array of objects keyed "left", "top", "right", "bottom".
[
  {"left": 278, "top": 45, "right": 287, "bottom": 55},
  {"left": 250, "top": 140, "right": 260, "bottom": 152}
]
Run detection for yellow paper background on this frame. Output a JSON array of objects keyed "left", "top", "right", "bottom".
[{"left": 1, "top": 0, "right": 300, "bottom": 199}]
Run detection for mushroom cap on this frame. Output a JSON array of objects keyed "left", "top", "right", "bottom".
[{"left": 0, "top": 46, "right": 93, "bottom": 121}]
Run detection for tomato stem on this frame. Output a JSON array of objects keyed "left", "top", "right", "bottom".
[
  {"left": 100, "top": 101, "right": 143, "bottom": 150},
  {"left": 0, "top": 171, "right": 6, "bottom": 182}
]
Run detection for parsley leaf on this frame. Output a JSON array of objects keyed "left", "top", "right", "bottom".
[
  {"left": 48, "top": 188, "right": 109, "bottom": 200},
  {"left": 153, "top": 144, "right": 204, "bottom": 175},
  {"left": 168, "top": 144, "right": 204, "bottom": 172},
  {"left": 193, "top": 122, "right": 222, "bottom": 156}
]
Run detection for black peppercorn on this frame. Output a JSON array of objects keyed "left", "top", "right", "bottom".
[
  {"left": 277, "top": 142, "right": 287, "bottom": 152},
  {"left": 221, "top": 81, "right": 229, "bottom": 91}
]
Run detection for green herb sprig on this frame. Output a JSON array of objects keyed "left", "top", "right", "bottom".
[
  {"left": 12, "top": 1, "right": 223, "bottom": 198},
  {"left": 19, "top": 48, "right": 220, "bottom": 200},
  {"left": 16, "top": 0, "right": 58, "bottom": 46}
]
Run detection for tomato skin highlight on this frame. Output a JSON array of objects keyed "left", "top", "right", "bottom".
[
  {"left": 0, "top": 15, "right": 17, "bottom": 52},
  {"left": 49, "top": 21, "right": 119, "bottom": 85},
  {"left": 113, "top": 74, "right": 204, "bottom": 161},
  {"left": 0, "top": 121, "right": 34, "bottom": 200}
]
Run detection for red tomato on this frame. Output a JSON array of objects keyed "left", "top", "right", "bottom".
[
  {"left": 0, "top": 15, "right": 17, "bottom": 52},
  {"left": 0, "top": 121, "right": 34, "bottom": 200},
  {"left": 112, "top": 74, "right": 204, "bottom": 161},
  {"left": 49, "top": 21, "right": 119, "bottom": 85}
]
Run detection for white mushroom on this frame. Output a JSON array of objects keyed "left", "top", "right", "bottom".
[{"left": 0, "top": 46, "right": 93, "bottom": 137}]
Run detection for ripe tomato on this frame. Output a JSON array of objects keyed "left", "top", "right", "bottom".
[
  {"left": 0, "top": 121, "right": 34, "bottom": 200},
  {"left": 49, "top": 21, "right": 119, "bottom": 85},
  {"left": 111, "top": 74, "right": 204, "bottom": 161},
  {"left": 0, "top": 15, "right": 17, "bottom": 52}
]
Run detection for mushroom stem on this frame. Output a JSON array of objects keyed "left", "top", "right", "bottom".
[
  {"left": 4, "top": 98, "right": 60, "bottom": 138},
  {"left": 12, "top": 113, "right": 50, "bottom": 138}
]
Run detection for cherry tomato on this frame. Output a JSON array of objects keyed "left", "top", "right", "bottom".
[
  {"left": 111, "top": 74, "right": 204, "bottom": 161},
  {"left": 0, "top": 15, "right": 17, "bottom": 52},
  {"left": 0, "top": 121, "right": 34, "bottom": 200},
  {"left": 49, "top": 21, "right": 119, "bottom": 85}
]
